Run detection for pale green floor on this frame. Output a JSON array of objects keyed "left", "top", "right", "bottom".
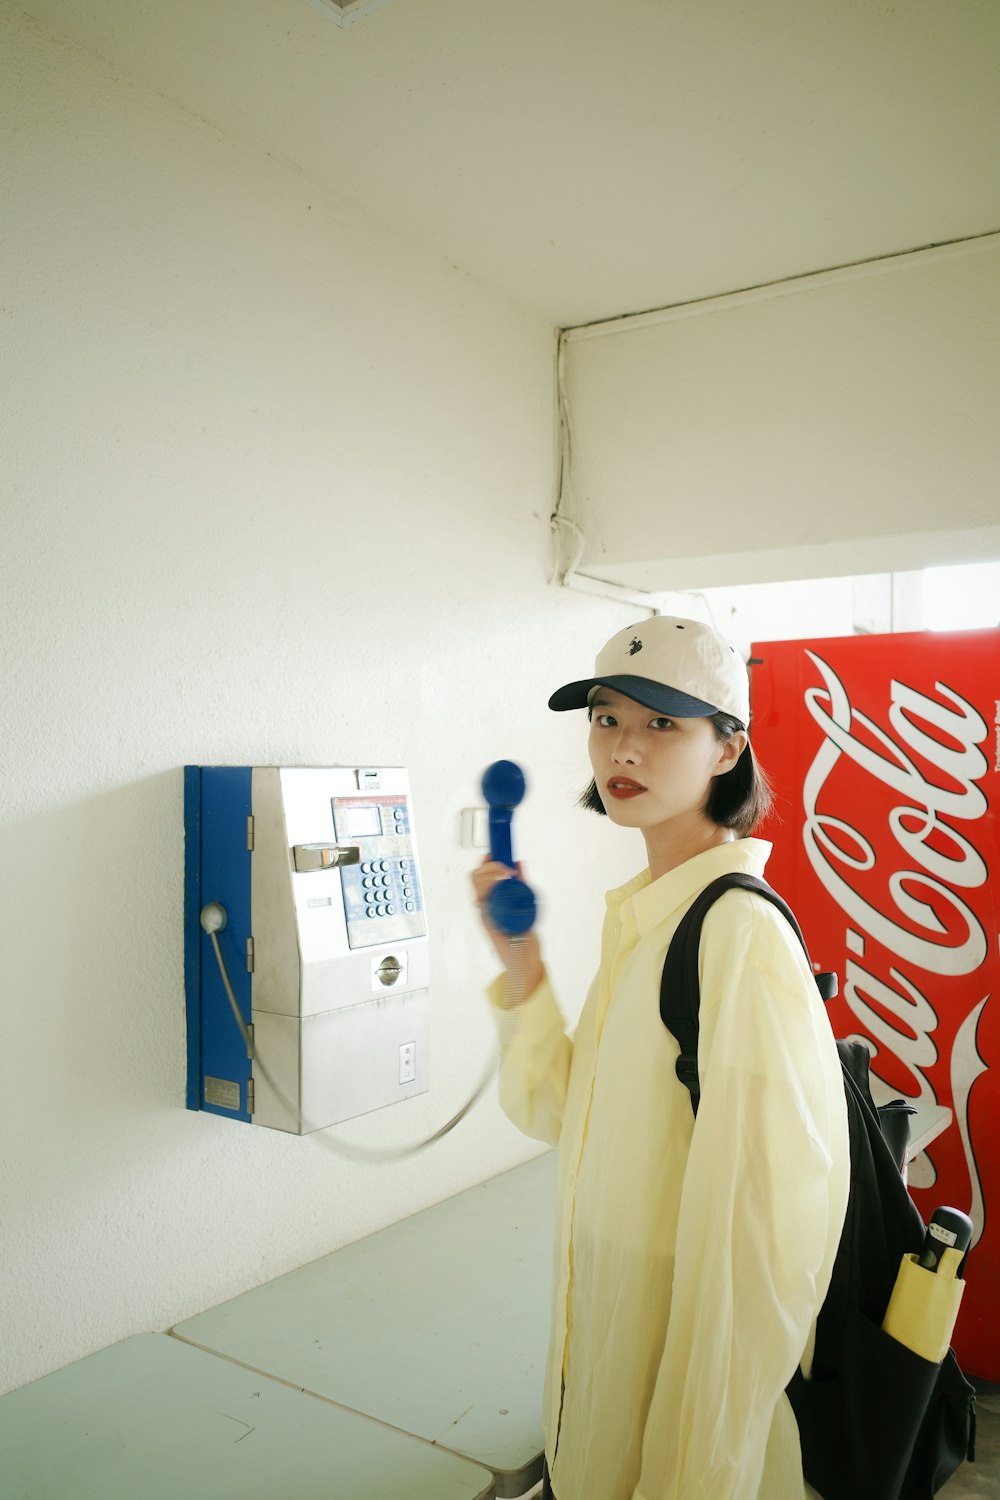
[{"left": 939, "top": 1381, "right": 1000, "bottom": 1499}]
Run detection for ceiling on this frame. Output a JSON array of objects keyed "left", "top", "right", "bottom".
[{"left": 14, "top": 0, "right": 1000, "bottom": 326}]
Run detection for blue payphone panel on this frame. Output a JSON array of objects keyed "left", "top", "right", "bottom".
[{"left": 184, "top": 766, "right": 253, "bottom": 1122}]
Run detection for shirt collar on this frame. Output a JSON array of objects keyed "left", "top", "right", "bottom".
[{"left": 606, "top": 837, "right": 773, "bottom": 938}]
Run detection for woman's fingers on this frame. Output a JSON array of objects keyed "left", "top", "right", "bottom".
[{"left": 471, "top": 858, "right": 516, "bottom": 910}]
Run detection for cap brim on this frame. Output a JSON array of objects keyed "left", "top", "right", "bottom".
[{"left": 548, "top": 675, "right": 719, "bottom": 717}]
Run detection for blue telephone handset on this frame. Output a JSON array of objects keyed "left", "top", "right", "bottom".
[{"left": 481, "top": 760, "right": 537, "bottom": 936}]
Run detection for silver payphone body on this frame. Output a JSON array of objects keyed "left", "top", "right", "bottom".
[{"left": 185, "top": 765, "right": 429, "bottom": 1134}]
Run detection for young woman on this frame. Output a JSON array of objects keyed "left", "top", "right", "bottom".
[{"left": 472, "top": 615, "right": 849, "bottom": 1500}]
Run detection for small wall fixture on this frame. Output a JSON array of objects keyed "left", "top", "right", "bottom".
[{"left": 305, "top": 0, "right": 395, "bottom": 25}]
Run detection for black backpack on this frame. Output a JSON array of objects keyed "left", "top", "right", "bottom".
[{"left": 659, "top": 872, "right": 977, "bottom": 1500}]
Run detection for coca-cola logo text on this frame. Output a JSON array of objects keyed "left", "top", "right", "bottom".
[{"left": 800, "top": 650, "right": 990, "bottom": 1237}]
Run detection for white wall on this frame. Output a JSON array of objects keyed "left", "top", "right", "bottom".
[
  {"left": 562, "top": 238, "right": 1000, "bottom": 590},
  {"left": 0, "top": 5, "right": 641, "bottom": 1395}
]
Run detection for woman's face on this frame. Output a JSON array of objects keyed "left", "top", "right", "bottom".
[{"left": 587, "top": 688, "right": 742, "bottom": 834}]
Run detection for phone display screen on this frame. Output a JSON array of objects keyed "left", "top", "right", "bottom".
[{"left": 345, "top": 805, "right": 382, "bottom": 838}]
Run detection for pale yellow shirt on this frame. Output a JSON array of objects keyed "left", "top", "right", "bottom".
[{"left": 490, "top": 838, "right": 849, "bottom": 1500}]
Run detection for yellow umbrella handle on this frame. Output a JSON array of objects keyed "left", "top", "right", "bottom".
[{"left": 882, "top": 1247, "right": 966, "bottom": 1364}]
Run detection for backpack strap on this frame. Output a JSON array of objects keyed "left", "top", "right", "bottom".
[{"left": 659, "top": 872, "right": 837, "bottom": 1117}]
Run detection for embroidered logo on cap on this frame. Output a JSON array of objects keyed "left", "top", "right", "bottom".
[{"left": 628, "top": 637, "right": 642, "bottom": 655}]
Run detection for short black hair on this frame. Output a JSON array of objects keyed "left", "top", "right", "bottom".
[{"left": 578, "top": 710, "right": 773, "bottom": 836}]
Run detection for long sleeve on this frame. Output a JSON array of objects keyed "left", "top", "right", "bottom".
[
  {"left": 487, "top": 972, "right": 576, "bottom": 1147},
  {"left": 634, "top": 895, "right": 849, "bottom": 1500}
]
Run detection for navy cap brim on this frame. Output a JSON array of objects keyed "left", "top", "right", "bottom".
[{"left": 547, "top": 674, "right": 719, "bottom": 717}]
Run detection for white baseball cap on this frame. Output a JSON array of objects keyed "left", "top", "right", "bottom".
[{"left": 548, "top": 616, "right": 751, "bottom": 726}]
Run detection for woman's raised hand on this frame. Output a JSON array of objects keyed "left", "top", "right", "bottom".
[{"left": 471, "top": 857, "right": 544, "bottom": 1002}]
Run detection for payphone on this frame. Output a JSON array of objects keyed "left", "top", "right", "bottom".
[{"left": 185, "top": 766, "right": 429, "bottom": 1134}]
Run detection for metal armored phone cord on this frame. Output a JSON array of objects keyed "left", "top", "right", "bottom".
[{"left": 199, "top": 902, "right": 507, "bottom": 1161}]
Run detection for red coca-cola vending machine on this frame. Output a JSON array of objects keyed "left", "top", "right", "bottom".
[{"left": 751, "top": 627, "right": 999, "bottom": 1379}]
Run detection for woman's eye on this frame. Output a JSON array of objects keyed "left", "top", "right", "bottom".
[
  {"left": 651, "top": 717, "right": 673, "bottom": 730},
  {"left": 596, "top": 714, "right": 617, "bottom": 727}
]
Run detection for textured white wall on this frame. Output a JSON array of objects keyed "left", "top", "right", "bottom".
[
  {"left": 0, "top": 6, "right": 641, "bottom": 1395},
  {"left": 563, "top": 239, "right": 1000, "bottom": 590}
]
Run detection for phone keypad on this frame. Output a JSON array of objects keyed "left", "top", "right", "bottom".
[{"left": 331, "top": 797, "right": 426, "bottom": 949}]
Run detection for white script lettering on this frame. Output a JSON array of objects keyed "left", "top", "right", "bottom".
[{"left": 802, "top": 653, "right": 988, "bottom": 976}]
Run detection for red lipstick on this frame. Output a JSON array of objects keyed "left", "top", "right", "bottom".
[{"left": 606, "top": 777, "right": 646, "bottom": 799}]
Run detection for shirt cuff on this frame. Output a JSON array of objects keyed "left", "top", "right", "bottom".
[{"left": 487, "top": 968, "right": 548, "bottom": 1012}]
